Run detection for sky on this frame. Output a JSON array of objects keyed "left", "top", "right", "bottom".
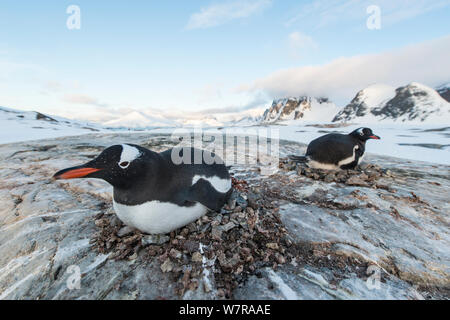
[{"left": 0, "top": 0, "right": 450, "bottom": 122}]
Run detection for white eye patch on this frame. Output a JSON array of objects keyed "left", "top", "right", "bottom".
[{"left": 119, "top": 144, "right": 141, "bottom": 169}]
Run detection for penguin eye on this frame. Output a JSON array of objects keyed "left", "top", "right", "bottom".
[{"left": 119, "top": 161, "right": 130, "bottom": 169}]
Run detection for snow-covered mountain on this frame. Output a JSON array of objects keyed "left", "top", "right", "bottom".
[
  {"left": 436, "top": 83, "right": 450, "bottom": 102},
  {"left": 333, "top": 82, "right": 450, "bottom": 124},
  {"left": 0, "top": 106, "right": 107, "bottom": 144},
  {"left": 332, "top": 84, "right": 396, "bottom": 123},
  {"left": 261, "top": 97, "right": 340, "bottom": 123}
]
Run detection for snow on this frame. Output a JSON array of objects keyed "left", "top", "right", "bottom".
[
  {"left": 0, "top": 106, "right": 107, "bottom": 144},
  {"left": 393, "top": 82, "right": 450, "bottom": 124},
  {"left": 103, "top": 111, "right": 178, "bottom": 129},
  {"left": 262, "top": 97, "right": 341, "bottom": 123},
  {"left": 296, "top": 99, "right": 341, "bottom": 123},
  {"left": 147, "top": 123, "right": 450, "bottom": 165},
  {"left": 1, "top": 105, "right": 448, "bottom": 166},
  {"left": 358, "top": 84, "right": 396, "bottom": 109},
  {"left": 264, "top": 123, "right": 450, "bottom": 165},
  {"left": 334, "top": 82, "right": 450, "bottom": 124}
]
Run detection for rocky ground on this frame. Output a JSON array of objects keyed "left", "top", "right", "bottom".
[{"left": 0, "top": 133, "right": 449, "bottom": 300}]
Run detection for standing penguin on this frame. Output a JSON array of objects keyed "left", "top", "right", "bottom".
[
  {"left": 290, "top": 127, "right": 380, "bottom": 170},
  {"left": 53, "top": 144, "right": 232, "bottom": 234}
]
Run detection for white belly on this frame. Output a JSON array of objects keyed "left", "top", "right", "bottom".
[
  {"left": 113, "top": 200, "right": 208, "bottom": 234},
  {"left": 308, "top": 160, "right": 340, "bottom": 170}
]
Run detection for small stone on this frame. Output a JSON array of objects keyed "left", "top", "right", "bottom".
[
  {"left": 128, "top": 253, "right": 138, "bottom": 261},
  {"left": 109, "top": 216, "right": 122, "bottom": 227},
  {"left": 203, "top": 281, "right": 212, "bottom": 293},
  {"left": 275, "top": 253, "right": 286, "bottom": 264},
  {"left": 211, "top": 221, "right": 220, "bottom": 227},
  {"left": 182, "top": 240, "right": 199, "bottom": 253},
  {"left": 94, "top": 219, "right": 108, "bottom": 227},
  {"left": 180, "top": 228, "right": 189, "bottom": 237},
  {"left": 266, "top": 243, "right": 279, "bottom": 250},
  {"left": 141, "top": 234, "right": 170, "bottom": 246},
  {"left": 169, "top": 248, "right": 182, "bottom": 259},
  {"left": 221, "top": 222, "right": 236, "bottom": 232},
  {"left": 233, "top": 206, "right": 242, "bottom": 213},
  {"left": 191, "top": 252, "right": 203, "bottom": 263},
  {"left": 247, "top": 192, "right": 259, "bottom": 209},
  {"left": 160, "top": 258, "right": 174, "bottom": 273},
  {"left": 227, "top": 199, "right": 237, "bottom": 210},
  {"left": 346, "top": 176, "right": 370, "bottom": 187},
  {"left": 211, "top": 227, "right": 223, "bottom": 240}
]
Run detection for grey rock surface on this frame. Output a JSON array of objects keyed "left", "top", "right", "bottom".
[{"left": 0, "top": 133, "right": 449, "bottom": 300}]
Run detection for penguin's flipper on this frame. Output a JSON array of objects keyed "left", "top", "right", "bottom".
[
  {"left": 186, "top": 178, "right": 232, "bottom": 212},
  {"left": 288, "top": 155, "right": 308, "bottom": 163}
]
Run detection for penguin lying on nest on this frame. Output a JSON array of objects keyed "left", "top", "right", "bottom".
[
  {"left": 54, "top": 144, "right": 232, "bottom": 234},
  {"left": 290, "top": 127, "right": 380, "bottom": 170}
]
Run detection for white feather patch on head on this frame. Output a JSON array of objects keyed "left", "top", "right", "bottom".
[{"left": 119, "top": 144, "right": 141, "bottom": 165}]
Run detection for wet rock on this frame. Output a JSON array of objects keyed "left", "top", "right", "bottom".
[{"left": 0, "top": 133, "right": 448, "bottom": 300}]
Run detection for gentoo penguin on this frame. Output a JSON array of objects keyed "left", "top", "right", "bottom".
[
  {"left": 53, "top": 144, "right": 232, "bottom": 234},
  {"left": 290, "top": 128, "right": 380, "bottom": 170}
]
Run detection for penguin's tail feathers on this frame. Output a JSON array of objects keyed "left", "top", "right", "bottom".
[{"left": 288, "top": 155, "right": 308, "bottom": 163}]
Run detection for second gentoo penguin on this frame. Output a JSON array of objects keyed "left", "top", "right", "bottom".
[
  {"left": 291, "top": 127, "right": 380, "bottom": 170},
  {"left": 53, "top": 144, "right": 232, "bottom": 234}
]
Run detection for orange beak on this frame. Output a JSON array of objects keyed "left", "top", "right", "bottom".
[{"left": 53, "top": 167, "right": 102, "bottom": 180}]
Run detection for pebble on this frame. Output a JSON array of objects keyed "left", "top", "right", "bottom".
[
  {"left": 266, "top": 243, "right": 279, "bottom": 250},
  {"left": 191, "top": 252, "right": 203, "bottom": 263},
  {"left": 141, "top": 234, "right": 170, "bottom": 246},
  {"left": 117, "top": 226, "right": 135, "bottom": 237},
  {"left": 160, "top": 258, "right": 174, "bottom": 273},
  {"left": 221, "top": 222, "right": 236, "bottom": 232}
]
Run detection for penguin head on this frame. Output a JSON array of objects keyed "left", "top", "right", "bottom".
[
  {"left": 53, "top": 144, "right": 153, "bottom": 189},
  {"left": 350, "top": 128, "right": 381, "bottom": 141}
]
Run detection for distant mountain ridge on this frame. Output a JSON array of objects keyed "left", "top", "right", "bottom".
[
  {"left": 333, "top": 82, "right": 450, "bottom": 124},
  {"left": 436, "top": 83, "right": 450, "bottom": 102},
  {"left": 0, "top": 106, "right": 107, "bottom": 144},
  {"left": 261, "top": 97, "right": 340, "bottom": 123},
  {"left": 2, "top": 81, "right": 449, "bottom": 137},
  {"left": 256, "top": 82, "right": 449, "bottom": 125}
]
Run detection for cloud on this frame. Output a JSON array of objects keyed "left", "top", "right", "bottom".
[
  {"left": 238, "top": 35, "right": 450, "bottom": 105},
  {"left": 286, "top": 0, "right": 450, "bottom": 28},
  {"left": 288, "top": 32, "right": 318, "bottom": 58},
  {"left": 193, "top": 92, "right": 270, "bottom": 114},
  {"left": 63, "top": 94, "right": 108, "bottom": 108},
  {"left": 43, "top": 81, "right": 62, "bottom": 92},
  {"left": 186, "top": 0, "right": 271, "bottom": 30}
]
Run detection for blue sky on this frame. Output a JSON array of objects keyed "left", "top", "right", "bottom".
[{"left": 1, "top": 0, "right": 449, "bottom": 121}]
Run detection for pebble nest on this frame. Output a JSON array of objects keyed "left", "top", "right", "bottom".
[
  {"left": 91, "top": 171, "right": 372, "bottom": 299},
  {"left": 279, "top": 157, "right": 396, "bottom": 191}
]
